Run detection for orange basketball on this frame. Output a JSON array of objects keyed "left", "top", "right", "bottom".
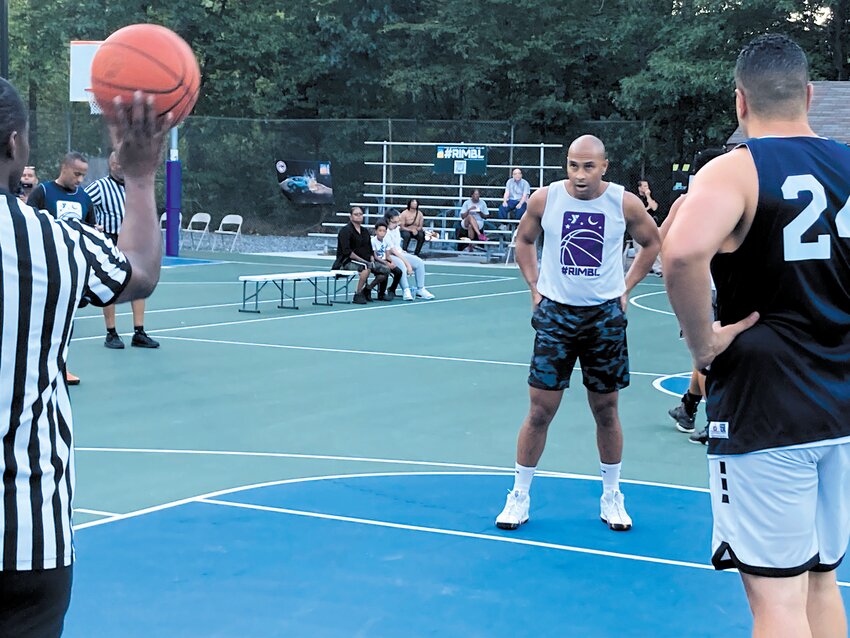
[{"left": 90, "top": 24, "right": 201, "bottom": 125}]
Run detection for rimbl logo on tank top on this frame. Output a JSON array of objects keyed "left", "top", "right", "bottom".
[{"left": 559, "top": 211, "right": 604, "bottom": 276}]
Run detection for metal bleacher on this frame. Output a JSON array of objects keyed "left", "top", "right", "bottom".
[{"left": 309, "top": 140, "right": 564, "bottom": 262}]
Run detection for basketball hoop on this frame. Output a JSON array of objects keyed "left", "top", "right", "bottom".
[
  {"left": 86, "top": 90, "right": 102, "bottom": 116},
  {"left": 69, "top": 41, "right": 104, "bottom": 114}
]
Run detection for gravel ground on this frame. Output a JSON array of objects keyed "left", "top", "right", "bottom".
[{"left": 229, "top": 234, "right": 329, "bottom": 254}]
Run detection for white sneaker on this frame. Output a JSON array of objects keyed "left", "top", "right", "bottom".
[
  {"left": 495, "top": 489, "right": 530, "bottom": 530},
  {"left": 416, "top": 287, "right": 435, "bottom": 300},
  {"left": 600, "top": 490, "right": 632, "bottom": 531},
  {"left": 403, "top": 288, "right": 414, "bottom": 301}
]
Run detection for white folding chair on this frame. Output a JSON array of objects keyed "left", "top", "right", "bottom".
[
  {"left": 160, "top": 212, "right": 183, "bottom": 246},
  {"left": 213, "top": 214, "right": 243, "bottom": 252},
  {"left": 505, "top": 228, "right": 519, "bottom": 264},
  {"left": 181, "top": 212, "right": 211, "bottom": 250}
]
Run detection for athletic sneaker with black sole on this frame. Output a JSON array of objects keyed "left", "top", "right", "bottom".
[
  {"left": 131, "top": 332, "right": 160, "bottom": 348},
  {"left": 353, "top": 292, "right": 367, "bottom": 304},
  {"left": 104, "top": 333, "right": 125, "bottom": 349},
  {"left": 495, "top": 489, "right": 530, "bottom": 530},
  {"left": 668, "top": 404, "right": 696, "bottom": 433}
]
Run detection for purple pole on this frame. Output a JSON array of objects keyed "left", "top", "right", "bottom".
[{"left": 165, "top": 129, "right": 181, "bottom": 257}]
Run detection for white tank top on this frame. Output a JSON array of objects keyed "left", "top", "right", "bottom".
[{"left": 536, "top": 180, "right": 626, "bottom": 306}]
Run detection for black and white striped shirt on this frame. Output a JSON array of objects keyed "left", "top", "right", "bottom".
[
  {"left": 0, "top": 191, "right": 130, "bottom": 571},
  {"left": 85, "top": 175, "right": 125, "bottom": 236}
]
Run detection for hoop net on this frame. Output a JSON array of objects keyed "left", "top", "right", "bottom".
[{"left": 87, "top": 90, "right": 102, "bottom": 116}]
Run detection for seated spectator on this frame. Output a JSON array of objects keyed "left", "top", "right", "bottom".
[
  {"left": 370, "top": 220, "right": 403, "bottom": 301},
  {"left": 497, "top": 168, "right": 530, "bottom": 219},
  {"left": 331, "top": 206, "right": 388, "bottom": 304},
  {"left": 385, "top": 210, "right": 435, "bottom": 300},
  {"left": 399, "top": 199, "right": 426, "bottom": 256},
  {"left": 459, "top": 189, "right": 490, "bottom": 245}
]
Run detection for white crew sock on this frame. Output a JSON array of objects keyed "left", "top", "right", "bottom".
[
  {"left": 512, "top": 462, "right": 536, "bottom": 494},
  {"left": 600, "top": 462, "right": 621, "bottom": 494}
]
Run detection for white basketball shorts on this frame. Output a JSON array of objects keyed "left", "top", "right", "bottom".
[{"left": 709, "top": 440, "right": 850, "bottom": 577}]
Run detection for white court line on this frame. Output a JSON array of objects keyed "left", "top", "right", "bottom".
[
  {"left": 653, "top": 373, "right": 694, "bottom": 398},
  {"left": 219, "top": 259, "right": 519, "bottom": 279},
  {"left": 69, "top": 469, "right": 850, "bottom": 587},
  {"left": 74, "top": 508, "right": 119, "bottom": 517},
  {"left": 73, "top": 470, "right": 700, "bottom": 533},
  {"left": 198, "top": 496, "right": 719, "bottom": 572},
  {"left": 630, "top": 290, "right": 675, "bottom": 316},
  {"left": 71, "top": 289, "right": 530, "bottom": 342},
  {"left": 64, "top": 468, "right": 850, "bottom": 587},
  {"left": 150, "top": 335, "right": 680, "bottom": 379},
  {"left": 73, "top": 448, "right": 709, "bottom": 493},
  {"left": 72, "top": 277, "right": 513, "bottom": 323}
]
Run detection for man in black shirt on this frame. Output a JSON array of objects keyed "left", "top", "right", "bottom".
[{"left": 332, "top": 207, "right": 387, "bottom": 304}]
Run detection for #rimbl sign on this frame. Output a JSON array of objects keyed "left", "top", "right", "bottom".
[{"left": 433, "top": 145, "right": 487, "bottom": 175}]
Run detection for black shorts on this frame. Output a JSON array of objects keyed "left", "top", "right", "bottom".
[
  {"left": 0, "top": 565, "right": 73, "bottom": 638},
  {"left": 528, "top": 297, "right": 629, "bottom": 393}
]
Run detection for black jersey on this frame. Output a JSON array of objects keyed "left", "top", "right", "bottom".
[{"left": 706, "top": 137, "right": 850, "bottom": 455}]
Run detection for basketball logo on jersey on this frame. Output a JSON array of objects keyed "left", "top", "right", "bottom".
[
  {"left": 559, "top": 211, "right": 605, "bottom": 276},
  {"left": 57, "top": 200, "right": 83, "bottom": 222}
]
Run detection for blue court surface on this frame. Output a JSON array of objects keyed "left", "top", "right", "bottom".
[
  {"left": 64, "top": 257, "right": 850, "bottom": 636},
  {"left": 64, "top": 473, "right": 850, "bottom": 637},
  {"left": 161, "top": 256, "right": 218, "bottom": 268}
]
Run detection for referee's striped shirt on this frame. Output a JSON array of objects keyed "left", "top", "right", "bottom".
[
  {"left": 0, "top": 190, "right": 130, "bottom": 571},
  {"left": 85, "top": 175, "right": 125, "bottom": 236}
]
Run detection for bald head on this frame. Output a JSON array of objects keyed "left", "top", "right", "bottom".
[
  {"left": 568, "top": 135, "right": 606, "bottom": 160},
  {"left": 565, "top": 135, "right": 609, "bottom": 200},
  {"left": 108, "top": 151, "right": 124, "bottom": 182}
]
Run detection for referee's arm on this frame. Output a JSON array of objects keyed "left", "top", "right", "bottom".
[{"left": 110, "top": 96, "right": 173, "bottom": 304}]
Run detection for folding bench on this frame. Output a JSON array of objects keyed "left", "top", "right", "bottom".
[{"left": 238, "top": 270, "right": 357, "bottom": 313}]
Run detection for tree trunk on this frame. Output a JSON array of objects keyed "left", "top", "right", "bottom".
[
  {"left": 27, "top": 79, "right": 37, "bottom": 165},
  {"left": 832, "top": 1, "right": 848, "bottom": 80}
]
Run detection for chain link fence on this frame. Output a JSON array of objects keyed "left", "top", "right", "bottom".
[{"left": 27, "top": 109, "right": 681, "bottom": 236}]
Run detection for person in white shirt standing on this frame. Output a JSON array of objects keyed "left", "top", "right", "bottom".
[
  {"left": 384, "top": 210, "right": 434, "bottom": 300},
  {"left": 495, "top": 135, "right": 660, "bottom": 532}
]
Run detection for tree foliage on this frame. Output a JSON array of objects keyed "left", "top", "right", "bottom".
[{"left": 5, "top": 0, "right": 849, "bottom": 225}]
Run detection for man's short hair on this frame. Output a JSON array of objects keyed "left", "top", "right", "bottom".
[
  {"left": 62, "top": 151, "right": 88, "bottom": 167},
  {"left": 735, "top": 34, "right": 809, "bottom": 119},
  {"left": 374, "top": 220, "right": 388, "bottom": 230},
  {"left": 470, "top": 188, "right": 480, "bottom": 196},
  {"left": 0, "top": 79, "right": 28, "bottom": 158}
]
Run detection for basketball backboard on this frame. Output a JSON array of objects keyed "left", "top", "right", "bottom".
[{"left": 69, "top": 40, "right": 103, "bottom": 103}]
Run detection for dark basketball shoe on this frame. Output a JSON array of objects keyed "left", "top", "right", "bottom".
[{"left": 131, "top": 331, "right": 160, "bottom": 349}]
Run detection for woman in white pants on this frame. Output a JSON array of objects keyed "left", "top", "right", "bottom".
[{"left": 385, "top": 211, "right": 434, "bottom": 300}]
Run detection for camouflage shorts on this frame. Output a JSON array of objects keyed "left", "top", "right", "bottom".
[{"left": 528, "top": 297, "right": 629, "bottom": 393}]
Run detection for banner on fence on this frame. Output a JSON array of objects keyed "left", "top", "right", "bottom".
[
  {"left": 275, "top": 159, "right": 334, "bottom": 205},
  {"left": 433, "top": 145, "right": 487, "bottom": 176}
]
